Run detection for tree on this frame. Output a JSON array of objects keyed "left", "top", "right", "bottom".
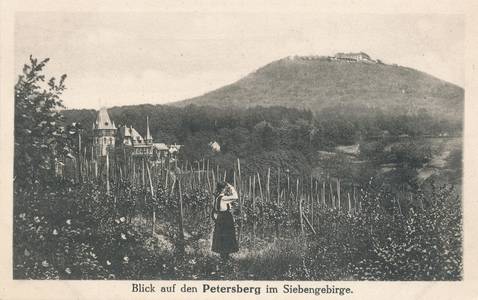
[
  {"left": 388, "top": 142, "right": 432, "bottom": 188},
  {"left": 14, "top": 56, "right": 69, "bottom": 188}
]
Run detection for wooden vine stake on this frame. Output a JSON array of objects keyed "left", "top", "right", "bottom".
[
  {"left": 276, "top": 167, "right": 281, "bottom": 238},
  {"left": 206, "top": 164, "right": 211, "bottom": 195},
  {"left": 397, "top": 195, "right": 403, "bottom": 216},
  {"left": 236, "top": 158, "right": 243, "bottom": 242},
  {"left": 353, "top": 185, "right": 357, "bottom": 214},
  {"left": 256, "top": 172, "right": 264, "bottom": 238},
  {"left": 347, "top": 192, "right": 352, "bottom": 215},
  {"left": 106, "top": 151, "right": 110, "bottom": 194},
  {"left": 336, "top": 178, "right": 341, "bottom": 212},
  {"left": 297, "top": 178, "right": 304, "bottom": 236},
  {"left": 146, "top": 162, "right": 155, "bottom": 234},
  {"left": 277, "top": 167, "right": 281, "bottom": 204},
  {"left": 329, "top": 181, "right": 335, "bottom": 209},
  {"left": 252, "top": 175, "right": 256, "bottom": 244},
  {"left": 286, "top": 172, "right": 290, "bottom": 211},
  {"left": 197, "top": 161, "right": 201, "bottom": 185},
  {"left": 177, "top": 177, "right": 185, "bottom": 257},
  {"left": 310, "top": 177, "right": 314, "bottom": 229},
  {"left": 142, "top": 158, "right": 145, "bottom": 187},
  {"left": 302, "top": 212, "right": 316, "bottom": 235},
  {"left": 212, "top": 171, "right": 216, "bottom": 192},
  {"left": 257, "top": 172, "right": 264, "bottom": 201}
]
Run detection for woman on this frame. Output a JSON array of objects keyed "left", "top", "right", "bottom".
[{"left": 211, "top": 181, "right": 239, "bottom": 261}]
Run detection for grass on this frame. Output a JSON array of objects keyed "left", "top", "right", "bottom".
[{"left": 138, "top": 212, "right": 310, "bottom": 280}]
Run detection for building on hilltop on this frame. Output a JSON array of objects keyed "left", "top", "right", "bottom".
[
  {"left": 334, "top": 52, "right": 373, "bottom": 62},
  {"left": 92, "top": 107, "right": 179, "bottom": 162},
  {"left": 286, "top": 52, "right": 381, "bottom": 64}
]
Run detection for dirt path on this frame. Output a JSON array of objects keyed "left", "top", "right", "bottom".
[{"left": 417, "top": 137, "right": 461, "bottom": 181}]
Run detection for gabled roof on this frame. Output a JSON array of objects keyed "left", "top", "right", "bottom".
[
  {"left": 168, "top": 144, "right": 182, "bottom": 154},
  {"left": 129, "top": 126, "right": 144, "bottom": 144},
  {"left": 118, "top": 125, "right": 144, "bottom": 144},
  {"left": 153, "top": 143, "right": 169, "bottom": 151},
  {"left": 95, "top": 107, "right": 116, "bottom": 130},
  {"left": 118, "top": 126, "right": 131, "bottom": 137}
]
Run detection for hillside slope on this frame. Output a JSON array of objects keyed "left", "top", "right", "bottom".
[{"left": 174, "top": 57, "right": 464, "bottom": 120}]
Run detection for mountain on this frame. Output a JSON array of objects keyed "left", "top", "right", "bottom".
[{"left": 173, "top": 56, "right": 464, "bottom": 121}]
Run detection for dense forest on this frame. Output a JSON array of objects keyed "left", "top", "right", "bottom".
[{"left": 63, "top": 103, "right": 462, "bottom": 188}]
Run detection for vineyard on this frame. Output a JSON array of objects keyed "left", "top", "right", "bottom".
[{"left": 14, "top": 154, "right": 463, "bottom": 280}]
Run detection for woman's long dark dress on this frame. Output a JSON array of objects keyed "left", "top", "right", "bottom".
[{"left": 211, "top": 195, "right": 239, "bottom": 254}]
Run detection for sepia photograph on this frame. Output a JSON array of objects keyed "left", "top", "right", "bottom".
[{"left": 10, "top": 10, "right": 465, "bottom": 283}]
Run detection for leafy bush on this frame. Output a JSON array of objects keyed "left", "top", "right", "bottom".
[
  {"left": 14, "top": 56, "right": 71, "bottom": 189},
  {"left": 302, "top": 182, "right": 462, "bottom": 280}
]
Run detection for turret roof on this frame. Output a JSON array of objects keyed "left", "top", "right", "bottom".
[
  {"left": 145, "top": 116, "right": 153, "bottom": 141},
  {"left": 95, "top": 107, "right": 116, "bottom": 130}
]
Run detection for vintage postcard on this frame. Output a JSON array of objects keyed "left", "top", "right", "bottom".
[{"left": 1, "top": 0, "right": 477, "bottom": 299}]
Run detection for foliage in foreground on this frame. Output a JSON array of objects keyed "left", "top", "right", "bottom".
[
  {"left": 13, "top": 178, "right": 462, "bottom": 280},
  {"left": 232, "top": 182, "right": 462, "bottom": 281}
]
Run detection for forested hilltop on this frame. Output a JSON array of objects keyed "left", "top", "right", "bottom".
[{"left": 174, "top": 56, "right": 464, "bottom": 123}]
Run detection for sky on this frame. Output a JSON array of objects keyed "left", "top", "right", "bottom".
[{"left": 15, "top": 12, "right": 464, "bottom": 109}]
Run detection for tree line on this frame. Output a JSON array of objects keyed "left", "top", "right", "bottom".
[{"left": 62, "top": 100, "right": 461, "bottom": 187}]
